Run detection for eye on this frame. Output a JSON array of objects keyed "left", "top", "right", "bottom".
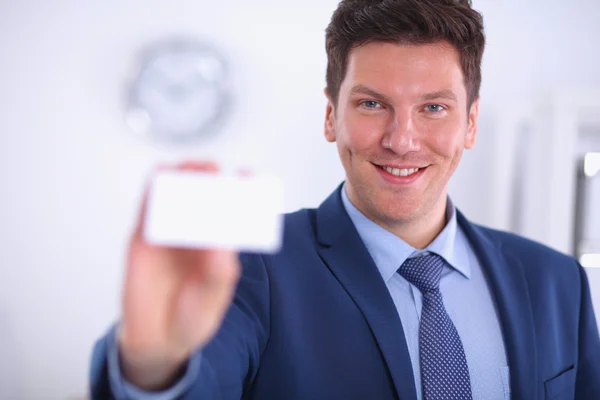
[
  {"left": 361, "top": 100, "right": 382, "bottom": 109},
  {"left": 425, "top": 104, "right": 445, "bottom": 113}
]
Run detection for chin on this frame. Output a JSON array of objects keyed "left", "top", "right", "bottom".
[
  {"left": 369, "top": 197, "right": 420, "bottom": 224},
  {"left": 383, "top": 208, "right": 420, "bottom": 224}
]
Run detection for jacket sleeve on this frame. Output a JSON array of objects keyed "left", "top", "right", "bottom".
[
  {"left": 89, "top": 252, "right": 271, "bottom": 400},
  {"left": 574, "top": 262, "right": 600, "bottom": 399}
]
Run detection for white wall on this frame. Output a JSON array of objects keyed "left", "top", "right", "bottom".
[{"left": 1, "top": 1, "right": 599, "bottom": 398}]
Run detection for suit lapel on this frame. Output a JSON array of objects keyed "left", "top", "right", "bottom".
[
  {"left": 316, "top": 187, "right": 417, "bottom": 400},
  {"left": 457, "top": 211, "right": 538, "bottom": 400}
]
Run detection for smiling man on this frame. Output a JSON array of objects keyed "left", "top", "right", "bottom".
[{"left": 91, "top": 1, "right": 600, "bottom": 399}]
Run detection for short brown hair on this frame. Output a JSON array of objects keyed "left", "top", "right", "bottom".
[{"left": 325, "top": 0, "right": 485, "bottom": 108}]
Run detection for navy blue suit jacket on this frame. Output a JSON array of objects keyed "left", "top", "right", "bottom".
[{"left": 91, "top": 186, "right": 600, "bottom": 399}]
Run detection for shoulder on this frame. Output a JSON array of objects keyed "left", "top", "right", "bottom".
[
  {"left": 469, "top": 221, "right": 582, "bottom": 280},
  {"left": 278, "top": 208, "right": 320, "bottom": 254},
  {"left": 480, "top": 224, "right": 574, "bottom": 261}
]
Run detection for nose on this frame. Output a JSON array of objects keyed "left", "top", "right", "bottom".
[{"left": 381, "top": 109, "right": 421, "bottom": 154}]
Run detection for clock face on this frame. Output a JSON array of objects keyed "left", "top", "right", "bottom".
[{"left": 125, "top": 40, "right": 230, "bottom": 142}]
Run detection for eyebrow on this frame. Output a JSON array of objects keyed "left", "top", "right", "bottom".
[
  {"left": 420, "top": 89, "right": 458, "bottom": 102},
  {"left": 349, "top": 85, "right": 393, "bottom": 104},
  {"left": 349, "top": 85, "right": 458, "bottom": 103}
]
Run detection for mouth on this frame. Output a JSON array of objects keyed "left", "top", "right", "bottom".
[
  {"left": 373, "top": 163, "right": 428, "bottom": 183},
  {"left": 379, "top": 165, "right": 422, "bottom": 177}
]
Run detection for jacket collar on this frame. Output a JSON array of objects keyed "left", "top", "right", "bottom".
[
  {"left": 316, "top": 184, "right": 418, "bottom": 400},
  {"left": 456, "top": 211, "right": 538, "bottom": 400}
]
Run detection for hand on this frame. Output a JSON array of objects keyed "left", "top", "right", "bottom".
[{"left": 117, "top": 161, "right": 241, "bottom": 390}]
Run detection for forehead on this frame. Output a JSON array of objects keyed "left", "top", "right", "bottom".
[{"left": 342, "top": 41, "right": 466, "bottom": 99}]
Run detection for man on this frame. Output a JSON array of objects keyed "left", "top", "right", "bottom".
[{"left": 90, "top": 0, "right": 600, "bottom": 399}]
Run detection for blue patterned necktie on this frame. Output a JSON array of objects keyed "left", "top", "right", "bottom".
[{"left": 398, "top": 253, "right": 472, "bottom": 400}]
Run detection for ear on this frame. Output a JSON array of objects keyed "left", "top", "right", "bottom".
[
  {"left": 324, "top": 88, "right": 337, "bottom": 143},
  {"left": 464, "top": 97, "right": 480, "bottom": 149}
]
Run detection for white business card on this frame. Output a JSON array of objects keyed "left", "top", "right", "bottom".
[{"left": 144, "top": 170, "right": 285, "bottom": 253}]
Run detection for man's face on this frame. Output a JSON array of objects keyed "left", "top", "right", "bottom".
[{"left": 324, "top": 41, "right": 479, "bottom": 229}]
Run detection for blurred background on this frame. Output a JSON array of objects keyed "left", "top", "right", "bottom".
[{"left": 1, "top": 0, "right": 599, "bottom": 398}]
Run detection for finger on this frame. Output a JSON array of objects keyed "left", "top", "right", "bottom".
[
  {"left": 177, "top": 160, "right": 220, "bottom": 173},
  {"left": 172, "top": 249, "right": 241, "bottom": 345},
  {"left": 204, "top": 250, "right": 241, "bottom": 286},
  {"left": 182, "top": 249, "right": 241, "bottom": 294},
  {"left": 193, "top": 250, "right": 241, "bottom": 333}
]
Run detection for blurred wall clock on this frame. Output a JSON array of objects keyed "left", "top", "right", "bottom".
[{"left": 124, "top": 39, "right": 231, "bottom": 143}]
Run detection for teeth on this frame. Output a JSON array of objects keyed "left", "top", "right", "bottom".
[{"left": 383, "top": 166, "right": 420, "bottom": 177}]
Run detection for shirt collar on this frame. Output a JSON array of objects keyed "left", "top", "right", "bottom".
[{"left": 341, "top": 183, "right": 471, "bottom": 282}]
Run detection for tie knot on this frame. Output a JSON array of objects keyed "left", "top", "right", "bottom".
[{"left": 398, "top": 253, "right": 445, "bottom": 293}]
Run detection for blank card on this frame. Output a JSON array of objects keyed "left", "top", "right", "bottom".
[{"left": 144, "top": 170, "right": 285, "bottom": 253}]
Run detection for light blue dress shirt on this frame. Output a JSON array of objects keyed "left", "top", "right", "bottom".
[
  {"left": 341, "top": 186, "right": 510, "bottom": 400},
  {"left": 108, "top": 186, "right": 510, "bottom": 400}
]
